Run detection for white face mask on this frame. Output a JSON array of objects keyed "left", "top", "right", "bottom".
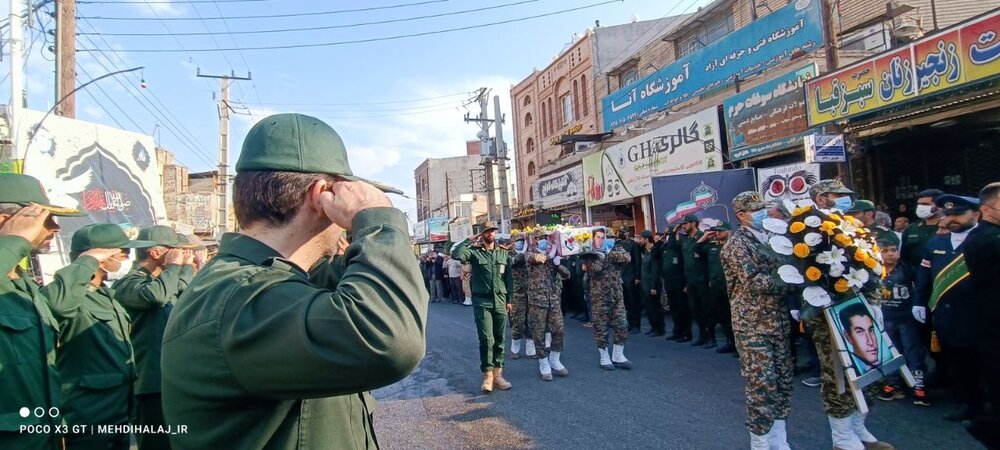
[
  {"left": 105, "top": 259, "right": 133, "bottom": 282},
  {"left": 915, "top": 204, "right": 935, "bottom": 219}
]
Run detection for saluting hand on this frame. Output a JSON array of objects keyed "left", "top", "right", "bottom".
[
  {"left": 0, "top": 205, "right": 52, "bottom": 247},
  {"left": 164, "top": 248, "right": 186, "bottom": 265},
  {"left": 335, "top": 236, "right": 350, "bottom": 256},
  {"left": 319, "top": 180, "right": 392, "bottom": 230}
]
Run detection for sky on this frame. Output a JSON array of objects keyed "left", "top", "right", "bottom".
[{"left": 1, "top": 0, "right": 714, "bottom": 228}]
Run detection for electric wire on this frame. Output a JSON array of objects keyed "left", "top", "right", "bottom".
[{"left": 78, "top": 0, "right": 451, "bottom": 21}]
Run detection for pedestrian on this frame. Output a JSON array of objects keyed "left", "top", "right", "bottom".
[
  {"left": 581, "top": 240, "right": 633, "bottom": 370},
  {"left": 637, "top": 230, "right": 665, "bottom": 337},
  {"left": 509, "top": 231, "right": 533, "bottom": 358},
  {"left": 452, "top": 222, "right": 514, "bottom": 392},
  {"left": 700, "top": 221, "right": 735, "bottom": 353},
  {"left": 160, "top": 113, "right": 428, "bottom": 449},
  {"left": 677, "top": 215, "right": 712, "bottom": 346},
  {"left": 894, "top": 216, "right": 909, "bottom": 234},
  {"left": 809, "top": 180, "right": 892, "bottom": 450},
  {"left": 914, "top": 194, "right": 983, "bottom": 422},
  {"left": 0, "top": 173, "right": 114, "bottom": 450},
  {"left": 112, "top": 225, "right": 195, "bottom": 450},
  {"left": 873, "top": 235, "right": 929, "bottom": 406},
  {"left": 56, "top": 223, "right": 155, "bottom": 450},
  {"left": 461, "top": 259, "right": 473, "bottom": 306},
  {"left": 446, "top": 254, "right": 463, "bottom": 303},
  {"left": 524, "top": 229, "right": 571, "bottom": 381},
  {"left": 720, "top": 191, "right": 792, "bottom": 449},
  {"left": 619, "top": 228, "right": 643, "bottom": 333},
  {"left": 663, "top": 223, "right": 691, "bottom": 342},
  {"left": 962, "top": 182, "right": 1000, "bottom": 448},
  {"left": 436, "top": 251, "right": 450, "bottom": 300}
]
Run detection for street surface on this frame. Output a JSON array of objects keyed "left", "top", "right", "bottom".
[{"left": 374, "top": 303, "right": 984, "bottom": 449}]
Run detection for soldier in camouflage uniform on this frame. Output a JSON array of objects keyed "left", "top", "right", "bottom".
[
  {"left": 581, "top": 240, "right": 633, "bottom": 370},
  {"left": 809, "top": 180, "right": 893, "bottom": 450},
  {"left": 509, "top": 232, "right": 533, "bottom": 358},
  {"left": 526, "top": 230, "right": 571, "bottom": 381},
  {"left": 721, "top": 191, "right": 793, "bottom": 449}
]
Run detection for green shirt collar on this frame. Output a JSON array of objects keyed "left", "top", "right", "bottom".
[{"left": 219, "top": 233, "right": 283, "bottom": 265}]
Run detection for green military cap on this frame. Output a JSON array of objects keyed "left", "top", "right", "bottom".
[
  {"left": 138, "top": 225, "right": 199, "bottom": 249},
  {"left": 732, "top": 191, "right": 766, "bottom": 212},
  {"left": 682, "top": 214, "right": 700, "bottom": 223},
  {"left": 236, "top": 113, "right": 402, "bottom": 194},
  {"left": 177, "top": 234, "right": 207, "bottom": 250},
  {"left": 71, "top": 223, "right": 156, "bottom": 254},
  {"left": 640, "top": 230, "right": 654, "bottom": 239},
  {"left": 0, "top": 173, "right": 87, "bottom": 216},
  {"left": 876, "top": 233, "right": 901, "bottom": 248},
  {"left": 848, "top": 199, "right": 876, "bottom": 213},
  {"left": 808, "top": 179, "right": 854, "bottom": 198},
  {"left": 708, "top": 221, "right": 731, "bottom": 232}
]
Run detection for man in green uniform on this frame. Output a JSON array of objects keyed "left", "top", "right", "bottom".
[
  {"left": 619, "top": 228, "right": 642, "bottom": 333},
  {"left": 698, "top": 221, "right": 735, "bottom": 353},
  {"left": 663, "top": 224, "right": 690, "bottom": 342},
  {"left": 112, "top": 225, "right": 194, "bottom": 450},
  {"left": 847, "top": 200, "right": 897, "bottom": 246},
  {"left": 637, "top": 230, "right": 664, "bottom": 336},
  {"left": 161, "top": 113, "right": 428, "bottom": 449},
  {"left": 452, "top": 223, "right": 514, "bottom": 392},
  {"left": 56, "top": 224, "right": 155, "bottom": 450},
  {"left": 0, "top": 173, "right": 117, "bottom": 450},
  {"left": 676, "top": 214, "right": 712, "bottom": 346},
  {"left": 900, "top": 189, "right": 945, "bottom": 271}
]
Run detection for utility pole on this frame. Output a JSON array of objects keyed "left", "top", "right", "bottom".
[
  {"left": 196, "top": 69, "right": 251, "bottom": 239},
  {"left": 7, "top": 0, "right": 26, "bottom": 162},
  {"left": 822, "top": 0, "right": 840, "bottom": 71},
  {"left": 54, "top": 0, "right": 77, "bottom": 118},
  {"left": 464, "top": 88, "right": 497, "bottom": 224},
  {"left": 492, "top": 95, "right": 511, "bottom": 234}
]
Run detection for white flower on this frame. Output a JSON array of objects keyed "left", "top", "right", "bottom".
[
  {"left": 816, "top": 247, "right": 848, "bottom": 266},
  {"left": 829, "top": 263, "right": 845, "bottom": 278},
  {"left": 778, "top": 265, "right": 804, "bottom": 284},
  {"left": 840, "top": 220, "right": 860, "bottom": 237},
  {"left": 804, "top": 232, "right": 823, "bottom": 246},
  {"left": 803, "top": 286, "right": 833, "bottom": 307},
  {"left": 782, "top": 199, "right": 798, "bottom": 215},
  {"left": 854, "top": 238, "right": 874, "bottom": 252},
  {"left": 845, "top": 267, "right": 870, "bottom": 289},
  {"left": 763, "top": 218, "right": 788, "bottom": 234},
  {"left": 804, "top": 216, "right": 822, "bottom": 228},
  {"left": 873, "top": 264, "right": 884, "bottom": 276},
  {"left": 769, "top": 236, "right": 794, "bottom": 255}
]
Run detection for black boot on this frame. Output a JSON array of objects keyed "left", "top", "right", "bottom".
[
  {"left": 665, "top": 333, "right": 681, "bottom": 341},
  {"left": 676, "top": 334, "right": 693, "bottom": 343},
  {"left": 716, "top": 341, "right": 736, "bottom": 353},
  {"left": 702, "top": 338, "right": 717, "bottom": 349},
  {"left": 691, "top": 330, "right": 708, "bottom": 346}
]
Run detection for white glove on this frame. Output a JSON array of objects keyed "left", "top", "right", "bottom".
[
  {"left": 790, "top": 310, "right": 801, "bottom": 322},
  {"left": 912, "top": 306, "right": 927, "bottom": 324},
  {"left": 872, "top": 305, "right": 884, "bottom": 329},
  {"left": 549, "top": 247, "right": 558, "bottom": 259},
  {"left": 553, "top": 256, "right": 561, "bottom": 266}
]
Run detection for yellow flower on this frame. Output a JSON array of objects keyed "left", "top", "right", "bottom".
[
  {"left": 834, "top": 278, "right": 850, "bottom": 293},
  {"left": 855, "top": 248, "right": 868, "bottom": 262},
  {"left": 872, "top": 244, "right": 881, "bottom": 254},
  {"left": 820, "top": 221, "right": 838, "bottom": 235},
  {"left": 806, "top": 266, "right": 822, "bottom": 281},
  {"left": 793, "top": 243, "right": 811, "bottom": 258},
  {"left": 834, "top": 234, "right": 853, "bottom": 246},
  {"left": 864, "top": 256, "right": 879, "bottom": 269},
  {"left": 844, "top": 215, "right": 862, "bottom": 226},
  {"left": 789, "top": 222, "right": 806, "bottom": 233},
  {"left": 793, "top": 205, "right": 813, "bottom": 216},
  {"left": 829, "top": 214, "right": 843, "bottom": 223}
]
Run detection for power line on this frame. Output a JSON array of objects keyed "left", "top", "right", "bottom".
[
  {"left": 78, "top": 0, "right": 624, "bottom": 53},
  {"left": 210, "top": 0, "right": 264, "bottom": 108},
  {"left": 79, "top": 0, "right": 452, "bottom": 21},
  {"left": 80, "top": 0, "right": 540, "bottom": 36},
  {"left": 242, "top": 104, "right": 470, "bottom": 120},
  {"left": 79, "top": 0, "right": 275, "bottom": 4},
  {"left": 248, "top": 91, "right": 474, "bottom": 106},
  {"left": 245, "top": 98, "right": 470, "bottom": 113}
]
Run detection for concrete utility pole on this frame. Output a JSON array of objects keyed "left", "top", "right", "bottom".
[
  {"left": 8, "top": 0, "right": 26, "bottom": 162},
  {"left": 54, "top": 0, "right": 77, "bottom": 118},
  {"left": 465, "top": 88, "right": 497, "bottom": 224},
  {"left": 196, "top": 69, "right": 251, "bottom": 239},
  {"left": 492, "top": 95, "right": 511, "bottom": 234},
  {"left": 822, "top": 0, "right": 840, "bottom": 71}
]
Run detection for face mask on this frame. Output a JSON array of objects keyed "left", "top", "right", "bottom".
[
  {"left": 536, "top": 240, "right": 550, "bottom": 252},
  {"left": 514, "top": 241, "right": 525, "bottom": 252},
  {"left": 603, "top": 238, "right": 615, "bottom": 252},
  {"left": 105, "top": 259, "right": 133, "bottom": 282},
  {"left": 915, "top": 204, "right": 935, "bottom": 219},
  {"left": 751, "top": 209, "right": 768, "bottom": 230},
  {"left": 833, "top": 196, "right": 854, "bottom": 212}
]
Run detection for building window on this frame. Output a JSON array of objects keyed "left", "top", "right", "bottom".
[
  {"left": 524, "top": 112, "right": 533, "bottom": 127},
  {"left": 581, "top": 74, "right": 589, "bottom": 117},
  {"left": 547, "top": 98, "right": 555, "bottom": 135},
  {"left": 678, "top": 36, "right": 701, "bottom": 57},
  {"left": 529, "top": 186, "right": 534, "bottom": 201},
  {"left": 678, "top": 13, "right": 734, "bottom": 58},
  {"left": 561, "top": 95, "right": 574, "bottom": 127},
  {"left": 540, "top": 102, "right": 548, "bottom": 136},
  {"left": 572, "top": 80, "right": 580, "bottom": 121},
  {"left": 526, "top": 137, "right": 535, "bottom": 153},
  {"left": 528, "top": 161, "right": 536, "bottom": 176},
  {"left": 523, "top": 95, "right": 531, "bottom": 106},
  {"left": 619, "top": 66, "right": 640, "bottom": 87}
]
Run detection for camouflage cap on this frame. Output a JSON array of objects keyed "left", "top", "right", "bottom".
[
  {"left": 732, "top": 191, "right": 766, "bottom": 212},
  {"left": 480, "top": 221, "right": 498, "bottom": 233},
  {"left": 809, "top": 179, "right": 854, "bottom": 198}
]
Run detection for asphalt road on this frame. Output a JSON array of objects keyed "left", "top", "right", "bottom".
[{"left": 373, "top": 303, "right": 984, "bottom": 449}]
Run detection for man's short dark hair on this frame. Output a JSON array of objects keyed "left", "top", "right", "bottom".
[
  {"left": 0, "top": 202, "right": 24, "bottom": 216},
  {"left": 839, "top": 301, "right": 873, "bottom": 331},
  {"left": 233, "top": 171, "right": 336, "bottom": 228},
  {"left": 980, "top": 182, "right": 1000, "bottom": 206},
  {"left": 917, "top": 189, "right": 945, "bottom": 200}
]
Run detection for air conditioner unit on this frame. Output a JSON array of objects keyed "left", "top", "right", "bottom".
[{"left": 892, "top": 24, "right": 922, "bottom": 42}]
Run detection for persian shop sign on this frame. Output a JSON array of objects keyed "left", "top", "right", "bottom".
[
  {"left": 724, "top": 63, "right": 818, "bottom": 160},
  {"left": 601, "top": 0, "right": 823, "bottom": 131},
  {"left": 807, "top": 9, "right": 1000, "bottom": 125}
]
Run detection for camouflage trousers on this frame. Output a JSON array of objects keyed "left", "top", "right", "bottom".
[
  {"left": 510, "top": 293, "right": 529, "bottom": 340},
  {"left": 807, "top": 314, "right": 879, "bottom": 418},
  {"left": 734, "top": 329, "right": 793, "bottom": 435},
  {"left": 528, "top": 303, "right": 564, "bottom": 359},
  {"left": 591, "top": 282, "right": 628, "bottom": 349}
]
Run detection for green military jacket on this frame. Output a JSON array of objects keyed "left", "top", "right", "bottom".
[
  {"left": 161, "top": 208, "right": 427, "bottom": 450},
  {"left": 55, "top": 282, "right": 135, "bottom": 428},
  {"left": 696, "top": 240, "right": 727, "bottom": 294},
  {"left": 112, "top": 263, "right": 191, "bottom": 395},
  {"left": 901, "top": 221, "right": 938, "bottom": 270},
  {"left": 679, "top": 232, "right": 708, "bottom": 284},
  {"left": 638, "top": 245, "right": 661, "bottom": 296},
  {"left": 0, "top": 236, "right": 98, "bottom": 450},
  {"left": 661, "top": 232, "right": 686, "bottom": 289},
  {"left": 451, "top": 240, "right": 513, "bottom": 309},
  {"left": 620, "top": 240, "right": 639, "bottom": 284}
]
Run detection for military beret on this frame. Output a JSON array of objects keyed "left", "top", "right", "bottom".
[
  {"left": 72, "top": 223, "right": 155, "bottom": 254},
  {"left": 935, "top": 194, "right": 979, "bottom": 215},
  {"left": 0, "top": 173, "right": 87, "bottom": 216},
  {"left": 809, "top": 179, "right": 854, "bottom": 198},
  {"left": 732, "top": 191, "right": 766, "bottom": 212},
  {"left": 848, "top": 199, "right": 876, "bottom": 213}
]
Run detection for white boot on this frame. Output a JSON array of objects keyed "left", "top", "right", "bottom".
[
  {"left": 545, "top": 332, "right": 552, "bottom": 349},
  {"left": 750, "top": 430, "right": 771, "bottom": 450},
  {"left": 525, "top": 339, "right": 537, "bottom": 357},
  {"left": 850, "top": 412, "right": 890, "bottom": 448},
  {"left": 829, "top": 416, "right": 864, "bottom": 450},
  {"left": 598, "top": 347, "right": 614, "bottom": 370},
  {"left": 538, "top": 357, "right": 553, "bottom": 381},
  {"left": 611, "top": 344, "right": 632, "bottom": 370},
  {"left": 770, "top": 420, "right": 791, "bottom": 450},
  {"left": 509, "top": 339, "right": 522, "bottom": 358},
  {"left": 549, "top": 351, "right": 568, "bottom": 376},
  {"left": 463, "top": 297, "right": 472, "bottom": 306}
]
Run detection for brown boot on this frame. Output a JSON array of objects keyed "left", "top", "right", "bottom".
[
  {"left": 481, "top": 371, "right": 494, "bottom": 393},
  {"left": 492, "top": 368, "right": 512, "bottom": 390}
]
